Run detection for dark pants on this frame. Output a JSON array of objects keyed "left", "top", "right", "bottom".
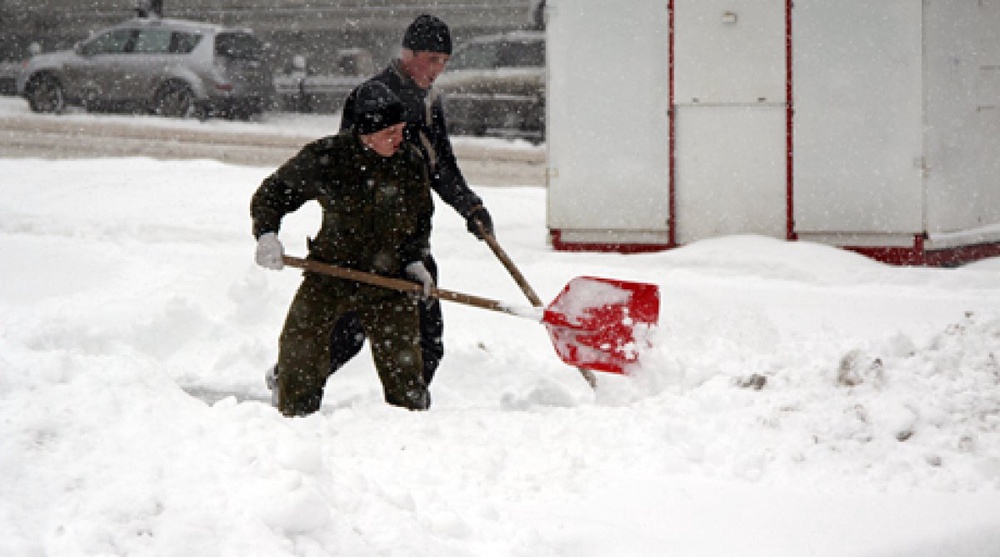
[
  {"left": 276, "top": 275, "right": 429, "bottom": 416},
  {"left": 328, "top": 255, "right": 444, "bottom": 384}
]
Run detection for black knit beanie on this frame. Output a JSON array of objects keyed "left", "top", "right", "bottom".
[
  {"left": 352, "top": 81, "right": 404, "bottom": 135},
  {"left": 402, "top": 14, "right": 452, "bottom": 55}
]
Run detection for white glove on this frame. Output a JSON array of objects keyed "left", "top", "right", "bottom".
[
  {"left": 255, "top": 232, "right": 284, "bottom": 270},
  {"left": 405, "top": 261, "right": 435, "bottom": 300}
]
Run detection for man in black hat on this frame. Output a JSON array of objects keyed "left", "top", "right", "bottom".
[
  {"left": 252, "top": 81, "right": 434, "bottom": 416},
  {"left": 318, "top": 14, "right": 495, "bottom": 389}
]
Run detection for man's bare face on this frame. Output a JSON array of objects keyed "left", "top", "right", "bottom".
[{"left": 400, "top": 49, "right": 450, "bottom": 89}]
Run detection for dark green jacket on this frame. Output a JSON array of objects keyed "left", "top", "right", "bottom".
[{"left": 251, "top": 131, "right": 433, "bottom": 278}]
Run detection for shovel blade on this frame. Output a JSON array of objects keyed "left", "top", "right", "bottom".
[{"left": 542, "top": 276, "right": 660, "bottom": 374}]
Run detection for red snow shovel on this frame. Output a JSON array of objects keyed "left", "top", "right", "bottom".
[
  {"left": 281, "top": 255, "right": 660, "bottom": 375},
  {"left": 476, "top": 223, "right": 594, "bottom": 386}
]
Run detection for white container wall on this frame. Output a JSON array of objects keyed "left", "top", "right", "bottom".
[
  {"left": 545, "top": 0, "right": 671, "bottom": 248},
  {"left": 793, "top": 0, "right": 1000, "bottom": 249},
  {"left": 792, "top": 0, "right": 925, "bottom": 243},
  {"left": 922, "top": 0, "right": 1000, "bottom": 244},
  {"left": 672, "top": 0, "right": 787, "bottom": 244},
  {"left": 546, "top": 0, "right": 1000, "bottom": 264}
]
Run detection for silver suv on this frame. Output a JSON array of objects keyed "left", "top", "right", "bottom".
[{"left": 17, "top": 17, "right": 274, "bottom": 119}]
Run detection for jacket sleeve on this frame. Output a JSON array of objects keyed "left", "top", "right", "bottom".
[
  {"left": 399, "top": 152, "right": 435, "bottom": 266},
  {"left": 250, "top": 142, "right": 325, "bottom": 238},
  {"left": 428, "top": 96, "right": 484, "bottom": 218}
]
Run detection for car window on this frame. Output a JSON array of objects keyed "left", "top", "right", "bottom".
[
  {"left": 170, "top": 32, "right": 201, "bottom": 54},
  {"left": 448, "top": 39, "right": 544, "bottom": 70},
  {"left": 498, "top": 41, "right": 545, "bottom": 68},
  {"left": 80, "top": 29, "right": 136, "bottom": 56},
  {"left": 449, "top": 42, "right": 502, "bottom": 71},
  {"left": 214, "top": 33, "right": 264, "bottom": 61},
  {"left": 133, "top": 29, "right": 172, "bottom": 53}
]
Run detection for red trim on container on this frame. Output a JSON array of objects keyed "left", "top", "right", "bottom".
[
  {"left": 922, "top": 243, "right": 1000, "bottom": 266},
  {"left": 551, "top": 229, "right": 1000, "bottom": 267},
  {"left": 845, "top": 235, "right": 1000, "bottom": 267},
  {"left": 550, "top": 230, "right": 671, "bottom": 254},
  {"left": 667, "top": 0, "right": 677, "bottom": 248},
  {"left": 785, "top": 0, "right": 796, "bottom": 240}
]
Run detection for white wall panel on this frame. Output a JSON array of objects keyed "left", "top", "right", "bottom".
[
  {"left": 546, "top": 0, "right": 671, "bottom": 236},
  {"left": 923, "top": 0, "right": 1000, "bottom": 233},
  {"left": 793, "top": 0, "right": 924, "bottom": 235},
  {"left": 674, "top": 0, "right": 786, "bottom": 104},
  {"left": 674, "top": 106, "right": 787, "bottom": 243},
  {"left": 673, "top": 0, "right": 787, "bottom": 243}
]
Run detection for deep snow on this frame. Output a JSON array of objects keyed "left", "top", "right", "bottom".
[{"left": 1, "top": 99, "right": 1000, "bottom": 556}]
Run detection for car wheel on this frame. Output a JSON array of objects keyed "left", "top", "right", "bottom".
[
  {"left": 80, "top": 89, "right": 100, "bottom": 113},
  {"left": 228, "top": 106, "right": 262, "bottom": 121},
  {"left": 26, "top": 74, "right": 65, "bottom": 114},
  {"left": 155, "top": 81, "right": 196, "bottom": 118}
]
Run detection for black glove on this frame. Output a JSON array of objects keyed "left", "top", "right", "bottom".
[{"left": 465, "top": 205, "right": 494, "bottom": 240}]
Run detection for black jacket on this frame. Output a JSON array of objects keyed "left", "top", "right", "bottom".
[
  {"left": 341, "top": 60, "right": 483, "bottom": 219},
  {"left": 251, "top": 132, "right": 433, "bottom": 278}
]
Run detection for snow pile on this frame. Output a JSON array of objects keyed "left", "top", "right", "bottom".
[{"left": 633, "top": 311, "right": 1000, "bottom": 491}]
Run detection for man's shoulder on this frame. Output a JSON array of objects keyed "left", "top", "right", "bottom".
[
  {"left": 302, "top": 133, "right": 355, "bottom": 159},
  {"left": 374, "top": 63, "right": 406, "bottom": 89},
  {"left": 351, "top": 65, "right": 402, "bottom": 94}
]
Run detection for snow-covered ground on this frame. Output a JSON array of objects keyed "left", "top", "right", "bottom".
[{"left": 1, "top": 99, "right": 1000, "bottom": 556}]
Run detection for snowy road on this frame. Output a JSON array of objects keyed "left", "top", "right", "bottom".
[{"left": 0, "top": 99, "right": 545, "bottom": 186}]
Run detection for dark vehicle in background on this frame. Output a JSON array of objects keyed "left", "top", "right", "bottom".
[
  {"left": 435, "top": 31, "right": 545, "bottom": 142},
  {"left": 16, "top": 17, "right": 274, "bottom": 119},
  {"left": 0, "top": 62, "right": 18, "bottom": 95},
  {"left": 273, "top": 48, "right": 371, "bottom": 113}
]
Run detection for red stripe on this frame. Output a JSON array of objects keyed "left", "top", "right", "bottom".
[
  {"left": 667, "top": 0, "right": 678, "bottom": 248},
  {"left": 786, "top": 0, "right": 797, "bottom": 240}
]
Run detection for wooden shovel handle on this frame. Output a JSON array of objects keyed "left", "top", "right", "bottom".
[
  {"left": 476, "top": 221, "right": 544, "bottom": 307},
  {"left": 281, "top": 255, "right": 519, "bottom": 317}
]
